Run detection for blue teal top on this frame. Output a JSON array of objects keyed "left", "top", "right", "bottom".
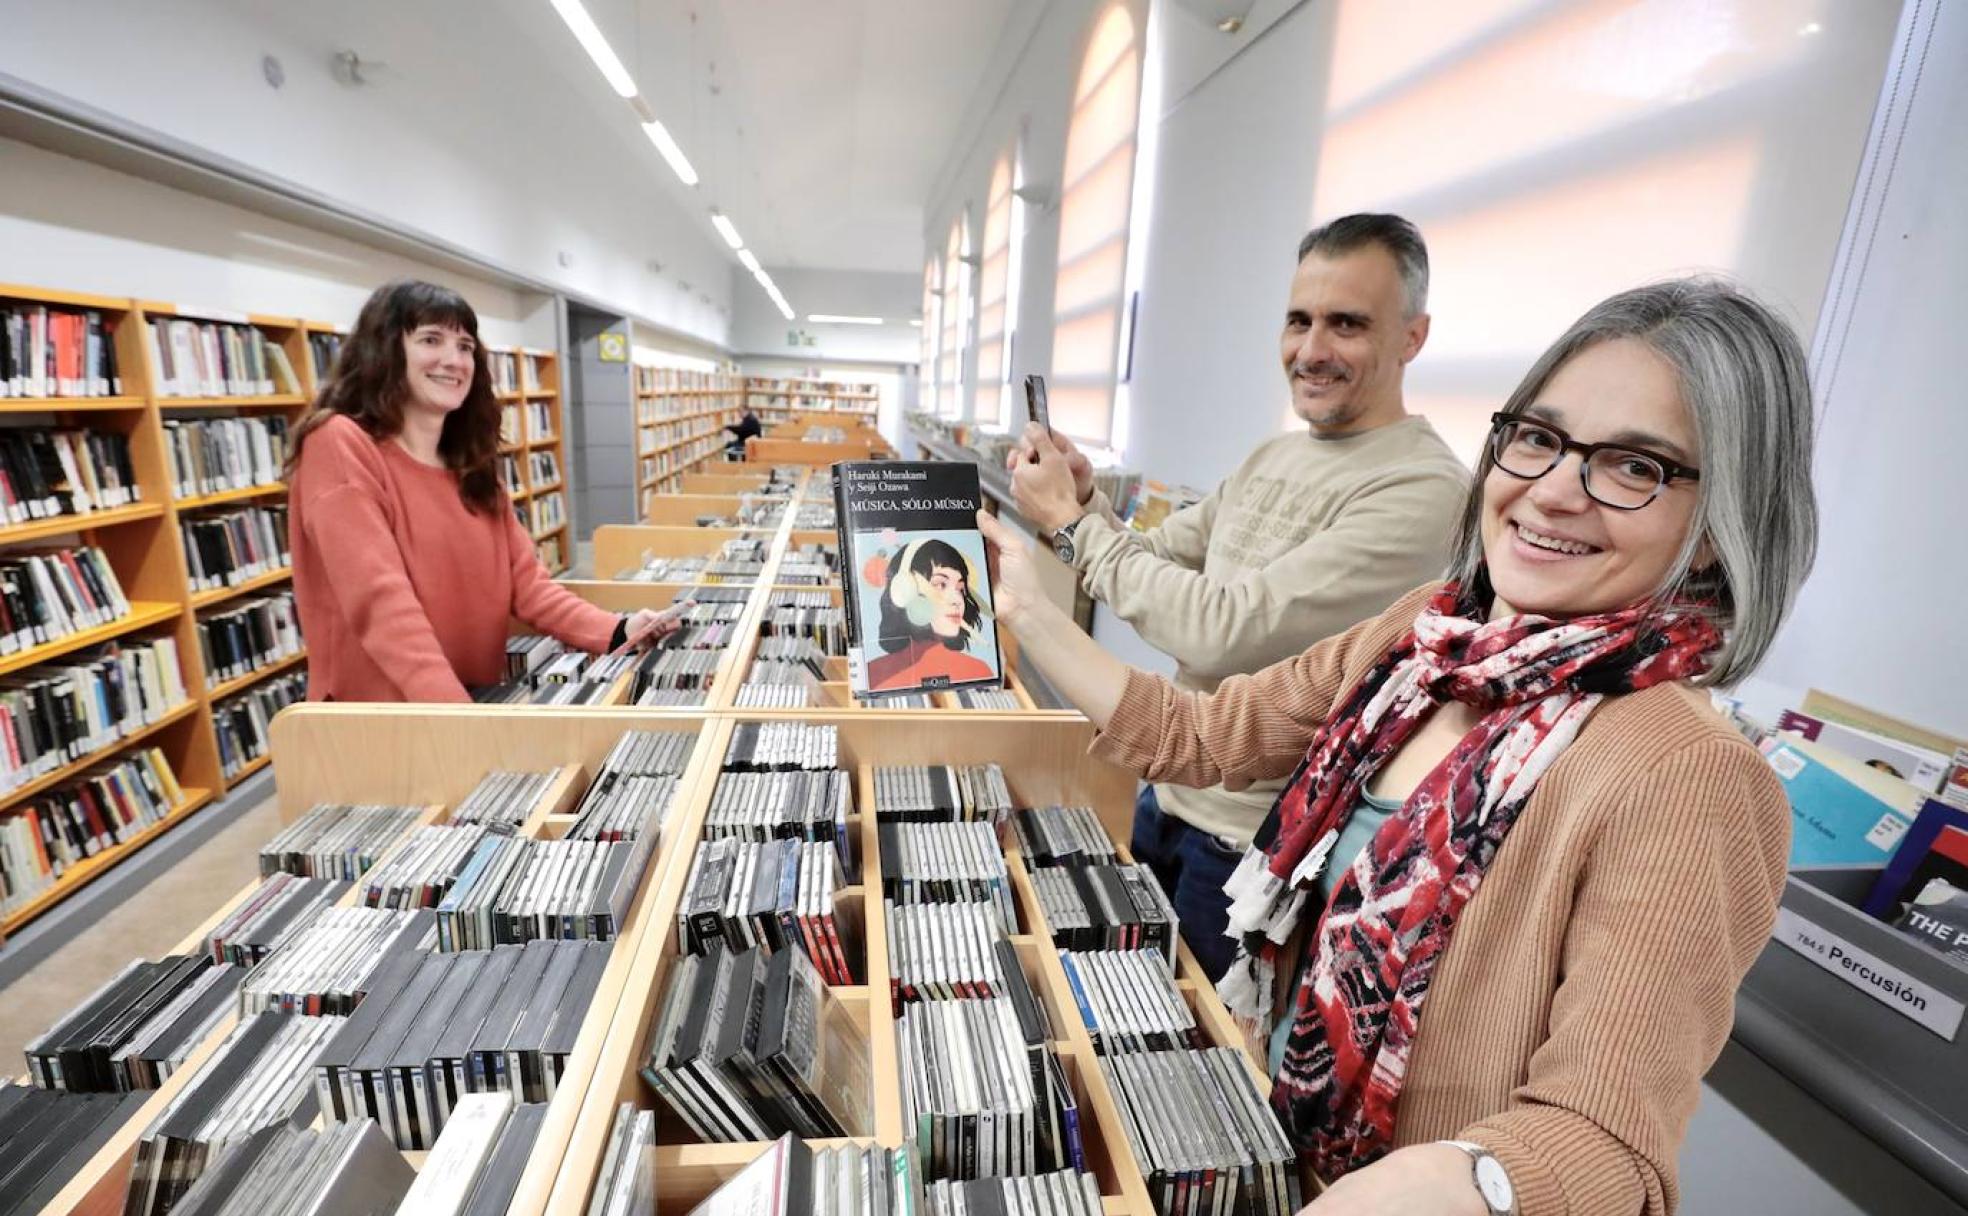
[{"left": 1266, "top": 786, "right": 1404, "bottom": 1076}]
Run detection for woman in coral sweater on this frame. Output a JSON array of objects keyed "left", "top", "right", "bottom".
[
  {"left": 984, "top": 279, "right": 1816, "bottom": 1216},
  {"left": 288, "top": 280, "right": 680, "bottom": 702}
]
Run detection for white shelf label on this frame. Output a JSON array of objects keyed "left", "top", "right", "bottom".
[{"left": 1774, "top": 907, "right": 1964, "bottom": 1040}]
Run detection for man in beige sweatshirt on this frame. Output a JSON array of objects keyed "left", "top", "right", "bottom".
[{"left": 1009, "top": 213, "right": 1468, "bottom": 979}]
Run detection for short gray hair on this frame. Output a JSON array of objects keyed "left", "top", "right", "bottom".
[
  {"left": 1297, "top": 213, "right": 1429, "bottom": 317},
  {"left": 1445, "top": 277, "right": 1818, "bottom": 687}
]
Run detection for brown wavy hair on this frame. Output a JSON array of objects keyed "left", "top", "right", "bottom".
[{"left": 288, "top": 279, "right": 504, "bottom": 514}]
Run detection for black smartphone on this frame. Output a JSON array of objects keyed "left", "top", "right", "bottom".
[{"left": 1023, "top": 373, "right": 1051, "bottom": 434}]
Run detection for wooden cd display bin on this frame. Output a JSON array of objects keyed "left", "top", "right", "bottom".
[
  {"left": 35, "top": 705, "right": 732, "bottom": 1216},
  {"left": 639, "top": 494, "right": 779, "bottom": 530},
  {"left": 530, "top": 710, "right": 1266, "bottom": 1215}
]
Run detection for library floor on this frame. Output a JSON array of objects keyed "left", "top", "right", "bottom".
[{"left": 0, "top": 792, "right": 279, "bottom": 1071}]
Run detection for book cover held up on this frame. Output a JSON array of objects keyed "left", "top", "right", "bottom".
[{"left": 832, "top": 461, "right": 1002, "bottom": 700}]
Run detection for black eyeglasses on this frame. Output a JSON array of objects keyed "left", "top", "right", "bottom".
[{"left": 1487, "top": 412, "right": 1700, "bottom": 510}]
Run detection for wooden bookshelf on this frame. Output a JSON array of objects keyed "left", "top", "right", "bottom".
[
  {"left": 497, "top": 347, "right": 570, "bottom": 574},
  {"left": 634, "top": 366, "right": 743, "bottom": 506},
  {"left": 137, "top": 301, "right": 317, "bottom": 794},
  {"left": 741, "top": 375, "right": 882, "bottom": 426}
]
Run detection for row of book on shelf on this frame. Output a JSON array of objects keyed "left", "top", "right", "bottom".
[
  {"left": 0, "top": 302, "right": 122, "bottom": 399},
  {"left": 487, "top": 350, "right": 549, "bottom": 395},
  {"left": 1716, "top": 689, "right": 1968, "bottom": 967},
  {"left": 181, "top": 504, "right": 288, "bottom": 593},
  {"left": 163, "top": 416, "right": 291, "bottom": 500},
  {"left": 0, "top": 428, "right": 138, "bottom": 525},
  {"left": 147, "top": 316, "right": 303, "bottom": 399},
  {"left": 2, "top": 302, "right": 345, "bottom": 405}
]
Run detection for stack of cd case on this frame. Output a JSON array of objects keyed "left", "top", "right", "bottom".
[
  {"left": 256, "top": 803, "right": 423, "bottom": 879},
  {"left": 123, "top": 1010, "right": 345, "bottom": 1214},
  {"left": 897, "top": 995, "right": 1076, "bottom": 1181},
  {"left": 723, "top": 720, "right": 838, "bottom": 771},
  {"left": 584, "top": 1101, "right": 657, "bottom": 1216},
  {"left": 640, "top": 940, "right": 872, "bottom": 1142},
  {"left": 155, "top": 1119, "right": 414, "bottom": 1216},
  {"left": 703, "top": 769, "right": 853, "bottom": 870},
  {"left": 1058, "top": 950, "right": 1200, "bottom": 1054},
  {"left": 565, "top": 728, "right": 695, "bottom": 842},
  {"left": 204, "top": 873, "right": 349, "bottom": 966},
  {"left": 451, "top": 770, "right": 556, "bottom": 832},
  {"left": 953, "top": 688, "right": 1024, "bottom": 711},
  {"left": 762, "top": 591, "right": 846, "bottom": 656},
  {"left": 925, "top": 1170, "right": 1106, "bottom": 1216},
  {"left": 879, "top": 821, "right": 1016, "bottom": 932},
  {"left": 1097, "top": 1047, "right": 1301, "bottom": 1216},
  {"left": 434, "top": 831, "right": 657, "bottom": 951},
  {"left": 0, "top": 1083, "right": 149, "bottom": 1216},
  {"left": 873, "top": 764, "right": 1015, "bottom": 824},
  {"left": 681, "top": 1134, "right": 920, "bottom": 1216},
  {"left": 886, "top": 902, "right": 1015, "bottom": 1007},
  {"left": 24, "top": 954, "right": 244, "bottom": 1092},
  {"left": 678, "top": 837, "right": 853, "bottom": 984},
  {"left": 1028, "top": 863, "right": 1178, "bottom": 964},
  {"left": 235, "top": 905, "right": 424, "bottom": 1015},
  {"left": 1010, "top": 807, "right": 1119, "bottom": 869},
  {"left": 358, "top": 824, "right": 491, "bottom": 910},
  {"left": 314, "top": 937, "right": 610, "bottom": 1148}
]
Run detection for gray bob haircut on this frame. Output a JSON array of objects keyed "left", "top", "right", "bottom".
[
  {"left": 1445, "top": 277, "right": 1818, "bottom": 687},
  {"left": 1298, "top": 214, "right": 1429, "bottom": 317}
]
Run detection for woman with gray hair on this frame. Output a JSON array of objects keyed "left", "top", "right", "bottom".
[{"left": 979, "top": 276, "right": 1815, "bottom": 1216}]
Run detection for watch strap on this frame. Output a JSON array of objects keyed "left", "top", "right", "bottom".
[{"left": 1441, "top": 1141, "right": 1514, "bottom": 1216}]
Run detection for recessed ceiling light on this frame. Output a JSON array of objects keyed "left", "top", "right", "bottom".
[
  {"left": 737, "top": 249, "right": 761, "bottom": 274},
  {"left": 710, "top": 212, "right": 744, "bottom": 250},
  {"left": 549, "top": 0, "right": 639, "bottom": 98},
  {"left": 642, "top": 121, "right": 698, "bottom": 186},
  {"left": 808, "top": 314, "right": 884, "bottom": 325}
]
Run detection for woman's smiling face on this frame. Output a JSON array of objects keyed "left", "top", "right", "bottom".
[{"left": 1480, "top": 337, "right": 1704, "bottom": 619}]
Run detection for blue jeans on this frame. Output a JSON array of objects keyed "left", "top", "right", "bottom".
[{"left": 1129, "top": 785, "right": 1242, "bottom": 982}]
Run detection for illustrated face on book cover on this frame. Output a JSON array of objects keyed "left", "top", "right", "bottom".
[{"left": 858, "top": 531, "right": 998, "bottom": 692}]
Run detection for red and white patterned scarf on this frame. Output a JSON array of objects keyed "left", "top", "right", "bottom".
[{"left": 1214, "top": 580, "right": 1720, "bottom": 1177}]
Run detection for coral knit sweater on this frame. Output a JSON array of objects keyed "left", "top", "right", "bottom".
[
  {"left": 1094, "top": 582, "right": 1791, "bottom": 1216},
  {"left": 289, "top": 415, "right": 618, "bottom": 702}
]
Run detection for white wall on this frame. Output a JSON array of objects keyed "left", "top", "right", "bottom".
[
  {"left": 922, "top": 0, "right": 1113, "bottom": 423},
  {"left": 738, "top": 356, "right": 912, "bottom": 448},
  {"left": 1753, "top": 0, "right": 1968, "bottom": 740},
  {"left": 0, "top": 0, "right": 735, "bottom": 347},
  {"left": 0, "top": 137, "right": 544, "bottom": 345},
  {"left": 729, "top": 267, "right": 921, "bottom": 364}
]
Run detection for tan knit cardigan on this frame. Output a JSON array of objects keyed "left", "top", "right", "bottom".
[{"left": 1091, "top": 583, "right": 1790, "bottom": 1216}]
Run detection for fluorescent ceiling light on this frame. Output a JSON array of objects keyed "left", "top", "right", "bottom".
[
  {"left": 908, "top": 319, "right": 922, "bottom": 327},
  {"left": 737, "top": 249, "right": 762, "bottom": 274},
  {"left": 752, "top": 268, "right": 775, "bottom": 288},
  {"left": 642, "top": 121, "right": 699, "bottom": 186},
  {"left": 710, "top": 213, "right": 744, "bottom": 250},
  {"left": 549, "top": 0, "right": 639, "bottom": 98},
  {"left": 808, "top": 314, "right": 884, "bottom": 325},
  {"left": 771, "top": 296, "right": 795, "bottom": 321}
]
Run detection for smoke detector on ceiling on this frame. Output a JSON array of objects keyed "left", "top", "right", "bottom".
[{"left": 331, "top": 50, "right": 386, "bottom": 86}]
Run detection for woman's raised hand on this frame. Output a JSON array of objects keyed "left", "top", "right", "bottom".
[{"left": 976, "top": 509, "right": 1048, "bottom": 630}]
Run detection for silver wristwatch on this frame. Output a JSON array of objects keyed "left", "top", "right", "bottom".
[
  {"left": 1050, "top": 514, "right": 1088, "bottom": 564},
  {"left": 1443, "top": 1141, "right": 1516, "bottom": 1216}
]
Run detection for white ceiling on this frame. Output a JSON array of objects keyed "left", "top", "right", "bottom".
[{"left": 568, "top": 0, "right": 1028, "bottom": 274}]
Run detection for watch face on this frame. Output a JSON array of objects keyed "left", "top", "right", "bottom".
[{"left": 1475, "top": 1156, "right": 1513, "bottom": 1210}]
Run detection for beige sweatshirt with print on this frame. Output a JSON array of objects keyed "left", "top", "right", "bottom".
[{"left": 1070, "top": 415, "right": 1469, "bottom": 843}]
